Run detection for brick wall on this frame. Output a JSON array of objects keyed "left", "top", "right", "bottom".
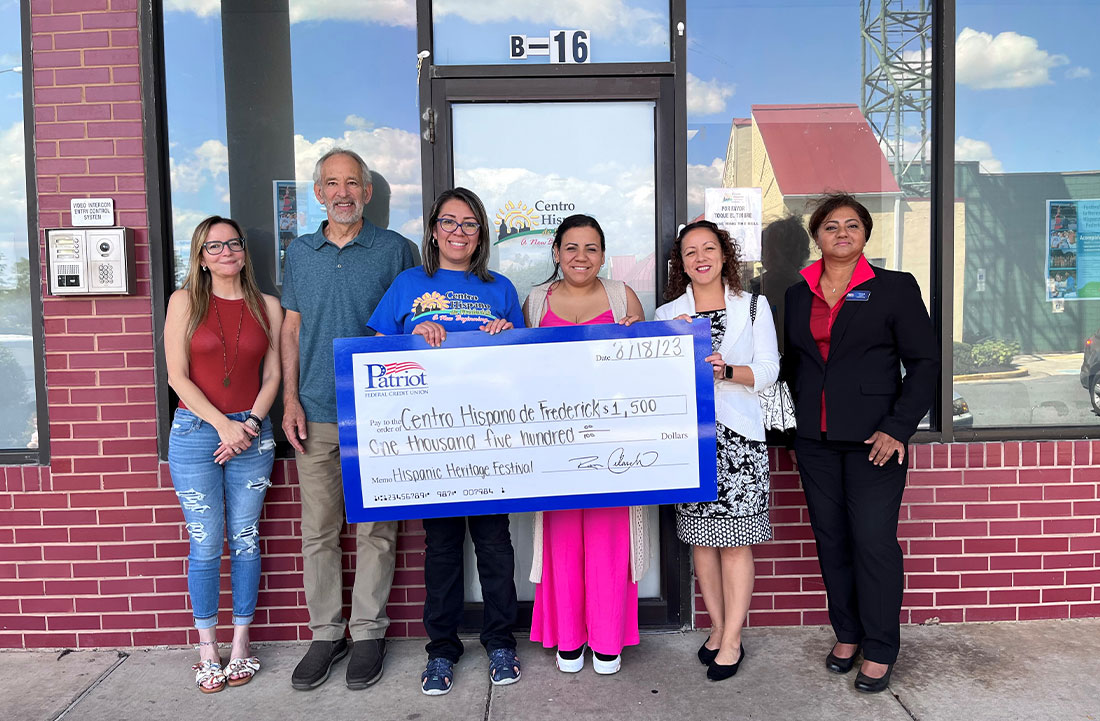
[
  {"left": 693, "top": 443, "right": 1100, "bottom": 631},
  {"left": 1, "top": 1, "right": 1097, "bottom": 650}
]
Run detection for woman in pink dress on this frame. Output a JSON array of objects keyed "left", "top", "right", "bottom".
[{"left": 522, "top": 214, "right": 646, "bottom": 675}]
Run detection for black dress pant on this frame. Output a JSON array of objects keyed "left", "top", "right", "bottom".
[
  {"left": 422, "top": 514, "right": 518, "bottom": 663},
  {"left": 794, "top": 435, "right": 908, "bottom": 664}
]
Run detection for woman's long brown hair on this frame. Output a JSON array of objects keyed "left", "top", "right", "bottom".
[{"left": 180, "top": 216, "right": 272, "bottom": 354}]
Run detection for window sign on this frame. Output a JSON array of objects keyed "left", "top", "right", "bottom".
[
  {"left": 70, "top": 198, "right": 115, "bottom": 227},
  {"left": 509, "top": 30, "right": 591, "bottom": 63},
  {"left": 704, "top": 187, "right": 763, "bottom": 262},
  {"left": 1046, "top": 199, "right": 1099, "bottom": 301}
]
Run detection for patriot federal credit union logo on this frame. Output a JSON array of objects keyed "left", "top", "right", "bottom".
[
  {"left": 495, "top": 199, "right": 576, "bottom": 246},
  {"left": 364, "top": 360, "right": 428, "bottom": 390}
]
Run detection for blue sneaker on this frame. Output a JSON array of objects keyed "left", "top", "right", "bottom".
[
  {"left": 488, "top": 648, "right": 521, "bottom": 686},
  {"left": 421, "top": 657, "right": 453, "bottom": 696}
]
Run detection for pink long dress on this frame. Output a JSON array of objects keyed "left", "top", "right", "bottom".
[{"left": 528, "top": 302, "right": 641, "bottom": 655}]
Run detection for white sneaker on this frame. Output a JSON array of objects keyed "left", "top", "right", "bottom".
[
  {"left": 592, "top": 653, "right": 621, "bottom": 675},
  {"left": 555, "top": 645, "right": 585, "bottom": 673}
]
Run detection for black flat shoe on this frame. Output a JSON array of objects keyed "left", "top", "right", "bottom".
[
  {"left": 697, "top": 638, "right": 719, "bottom": 666},
  {"left": 854, "top": 664, "right": 893, "bottom": 694},
  {"left": 706, "top": 644, "right": 745, "bottom": 681},
  {"left": 825, "top": 644, "right": 860, "bottom": 674}
]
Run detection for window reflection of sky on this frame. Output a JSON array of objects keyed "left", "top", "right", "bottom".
[
  {"left": 432, "top": 0, "right": 669, "bottom": 65},
  {"left": 453, "top": 102, "right": 657, "bottom": 313}
]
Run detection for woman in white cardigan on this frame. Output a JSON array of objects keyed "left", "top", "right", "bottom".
[
  {"left": 654, "top": 220, "right": 779, "bottom": 681},
  {"left": 522, "top": 214, "right": 646, "bottom": 676}
]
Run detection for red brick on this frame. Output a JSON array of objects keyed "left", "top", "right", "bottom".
[
  {"left": 1019, "top": 468, "right": 1070, "bottom": 484},
  {"left": 965, "top": 606, "right": 1017, "bottom": 622},
  {"left": 86, "top": 121, "right": 142, "bottom": 139},
  {"left": 110, "top": 28, "right": 139, "bottom": 46},
  {"left": 37, "top": 157, "right": 89, "bottom": 174},
  {"left": 77, "top": 631, "right": 133, "bottom": 647},
  {"left": 35, "top": 106, "right": 56, "bottom": 122},
  {"left": 908, "top": 469, "right": 963, "bottom": 487},
  {"left": 33, "top": 50, "right": 83, "bottom": 68},
  {"left": 53, "top": 31, "right": 111, "bottom": 50},
  {"left": 959, "top": 572, "right": 1012, "bottom": 588},
  {"left": 1013, "top": 571, "right": 1065, "bottom": 586},
  {"left": 1073, "top": 466, "right": 1100, "bottom": 483},
  {"left": 1042, "top": 586, "right": 1092, "bottom": 603},
  {"left": 85, "top": 84, "right": 140, "bottom": 102},
  {"left": 1019, "top": 604, "right": 1069, "bottom": 621},
  {"left": 18, "top": 563, "right": 74, "bottom": 579},
  {"left": 963, "top": 468, "right": 1016, "bottom": 485},
  {"left": 56, "top": 139, "right": 114, "bottom": 158},
  {"left": 111, "top": 102, "right": 141, "bottom": 120},
  {"left": 1020, "top": 501, "right": 1073, "bottom": 517},
  {"left": 33, "top": 14, "right": 83, "bottom": 32},
  {"left": 908, "top": 503, "right": 964, "bottom": 520},
  {"left": 990, "top": 588, "right": 1040, "bottom": 604},
  {"left": 935, "top": 590, "right": 987, "bottom": 605},
  {"left": 70, "top": 527, "right": 124, "bottom": 544},
  {"left": 990, "top": 485, "right": 1043, "bottom": 502},
  {"left": 74, "top": 596, "right": 131, "bottom": 613},
  {"left": 83, "top": 48, "right": 138, "bottom": 66},
  {"left": 1018, "top": 536, "right": 1069, "bottom": 553},
  {"left": 1043, "top": 518, "right": 1095, "bottom": 534},
  {"left": 1045, "top": 484, "right": 1096, "bottom": 500},
  {"left": 60, "top": 175, "right": 118, "bottom": 192},
  {"left": 1070, "top": 604, "right": 1100, "bottom": 619},
  {"left": 936, "top": 486, "right": 989, "bottom": 502},
  {"left": 936, "top": 556, "right": 989, "bottom": 572},
  {"left": 907, "top": 573, "right": 960, "bottom": 589},
  {"left": 36, "top": 122, "right": 88, "bottom": 140},
  {"left": 1042, "top": 553, "right": 1094, "bottom": 570},
  {"left": 964, "top": 503, "right": 1019, "bottom": 519},
  {"left": 1073, "top": 500, "right": 1100, "bottom": 515},
  {"left": 932, "top": 521, "right": 988, "bottom": 537},
  {"left": 1070, "top": 536, "right": 1100, "bottom": 552},
  {"left": 988, "top": 520, "right": 1043, "bottom": 536},
  {"left": 989, "top": 554, "right": 1041, "bottom": 571}
]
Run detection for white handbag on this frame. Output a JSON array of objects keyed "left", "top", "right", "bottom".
[{"left": 750, "top": 294, "right": 797, "bottom": 431}]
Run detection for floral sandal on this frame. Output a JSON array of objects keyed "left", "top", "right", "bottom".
[
  {"left": 193, "top": 659, "right": 226, "bottom": 694},
  {"left": 225, "top": 656, "right": 260, "bottom": 687}
]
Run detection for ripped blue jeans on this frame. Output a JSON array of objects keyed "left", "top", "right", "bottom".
[{"left": 168, "top": 407, "right": 275, "bottom": 629}]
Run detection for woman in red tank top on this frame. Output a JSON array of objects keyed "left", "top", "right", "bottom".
[
  {"left": 521, "top": 215, "right": 646, "bottom": 676},
  {"left": 164, "top": 216, "right": 283, "bottom": 693}
]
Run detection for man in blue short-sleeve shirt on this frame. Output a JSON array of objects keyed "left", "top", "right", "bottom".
[{"left": 280, "top": 148, "right": 414, "bottom": 692}]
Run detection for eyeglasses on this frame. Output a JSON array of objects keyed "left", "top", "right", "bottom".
[
  {"left": 436, "top": 218, "right": 481, "bottom": 236},
  {"left": 202, "top": 238, "right": 246, "bottom": 254}
]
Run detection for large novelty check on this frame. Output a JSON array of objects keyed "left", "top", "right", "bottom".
[{"left": 334, "top": 320, "right": 717, "bottom": 523}]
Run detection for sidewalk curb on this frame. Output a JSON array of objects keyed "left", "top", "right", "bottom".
[{"left": 953, "top": 369, "right": 1029, "bottom": 382}]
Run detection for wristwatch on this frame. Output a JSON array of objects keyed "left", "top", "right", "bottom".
[
  {"left": 245, "top": 414, "right": 262, "bottom": 431},
  {"left": 724, "top": 365, "right": 734, "bottom": 380}
]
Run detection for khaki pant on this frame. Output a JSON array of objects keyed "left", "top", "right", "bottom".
[{"left": 296, "top": 421, "right": 397, "bottom": 641}]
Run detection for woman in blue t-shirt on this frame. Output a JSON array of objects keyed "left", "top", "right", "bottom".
[{"left": 368, "top": 187, "right": 524, "bottom": 697}]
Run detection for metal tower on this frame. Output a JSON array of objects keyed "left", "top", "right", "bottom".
[{"left": 861, "top": 0, "right": 933, "bottom": 196}]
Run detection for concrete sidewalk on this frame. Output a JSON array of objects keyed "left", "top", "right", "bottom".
[{"left": 4, "top": 619, "right": 1098, "bottom": 721}]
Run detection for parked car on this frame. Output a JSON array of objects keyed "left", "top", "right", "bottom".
[
  {"left": 1080, "top": 329, "right": 1100, "bottom": 412},
  {"left": 918, "top": 390, "right": 973, "bottom": 429}
]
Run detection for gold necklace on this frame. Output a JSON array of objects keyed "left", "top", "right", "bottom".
[{"left": 211, "top": 297, "right": 244, "bottom": 387}]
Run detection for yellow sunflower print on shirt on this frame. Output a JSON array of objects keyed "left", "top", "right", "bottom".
[{"left": 412, "top": 291, "right": 449, "bottom": 315}]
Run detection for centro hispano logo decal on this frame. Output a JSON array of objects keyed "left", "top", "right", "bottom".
[
  {"left": 495, "top": 199, "right": 576, "bottom": 246},
  {"left": 364, "top": 360, "right": 428, "bottom": 391}
]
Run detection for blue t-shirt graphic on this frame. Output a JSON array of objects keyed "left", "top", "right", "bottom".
[{"left": 367, "top": 267, "right": 526, "bottom": 335}]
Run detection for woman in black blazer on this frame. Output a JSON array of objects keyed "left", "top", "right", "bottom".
[{"left": 782, "top": 193, "right": 938, "bottom": 694}]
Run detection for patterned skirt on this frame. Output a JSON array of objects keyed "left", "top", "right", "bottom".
[{"left": 676, "top": 424, "right": 772, "bottom": 547}]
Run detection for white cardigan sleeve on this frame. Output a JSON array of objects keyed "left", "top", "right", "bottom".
[{"left": 747, "top": 300, "right": 780, "bottom": 393}]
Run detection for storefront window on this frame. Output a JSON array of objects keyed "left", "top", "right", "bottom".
[
  {"left": 954, "top": 1, "right": 1100, "bottom": 429},
  {"left": 162, "top": 1, "right": 424, "bottom": 289},
  {"left": 431, "top": 0, "right": 670, "bottom": 65},
  {"left": 685, "top": 0, "right": 936, "bottom": 362},
  {"left": 0, "top": 2, "right": 37, "bottom": 452}
]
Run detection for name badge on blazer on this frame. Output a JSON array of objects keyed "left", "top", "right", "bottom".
[{"left": 845, "top": 290, "right": 871, "bottom": 301}]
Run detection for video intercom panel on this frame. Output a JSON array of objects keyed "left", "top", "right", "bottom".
[{"left": 46, "top": 227, "right": 136, "bottom": 295}]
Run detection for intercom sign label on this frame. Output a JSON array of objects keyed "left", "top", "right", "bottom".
[{"left": 70, "top": 198, "right": 115, "bottom": 227}]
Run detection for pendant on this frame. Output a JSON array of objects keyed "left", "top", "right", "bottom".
[{"left": 223, "top": 377, "right": 231, "bottom": 388}]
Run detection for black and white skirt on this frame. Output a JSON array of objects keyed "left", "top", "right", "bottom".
[{"left": 676, "top": 424, "right": 772, "bottom": 547}]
